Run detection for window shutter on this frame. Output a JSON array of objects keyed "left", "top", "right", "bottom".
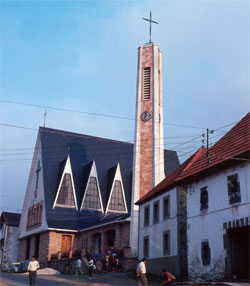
[{"left": 143, "top": 67, "right": 151, "bottom": 100}]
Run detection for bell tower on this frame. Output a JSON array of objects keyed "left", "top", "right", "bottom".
[{"left": 130, "top": 13, "right": 165, "bottom": 257}]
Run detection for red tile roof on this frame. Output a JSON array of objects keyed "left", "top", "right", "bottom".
[
  {"left": 177, "top": 112, "right": 250, "bottom": 182},
  {"left": 135, "top": 148, "right": 206, "bottom": 205},
  {"left": 136, "top": 113, "right": 250, "bottom": 205}
]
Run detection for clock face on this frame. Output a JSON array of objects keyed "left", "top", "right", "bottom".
[{"left": 140, "top": 111, "right": 152, "bottom": 122}]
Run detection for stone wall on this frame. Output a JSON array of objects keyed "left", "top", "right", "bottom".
[
  {"left": 177, "top": 186, "right": 188, "bottom": 279},
  {"left": 1, "top": 226, "right": 19, "bottom": 270},
  {"left": 40, "top": 256, "right": 138, "bottom": 274},
  {"left": 146, "top": 256, "right": 179, "bottom": 276}
]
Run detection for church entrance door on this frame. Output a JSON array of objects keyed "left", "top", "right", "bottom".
[
  {"left": 93, "top": 233, "right": 101, "bottom": 254},
  {"left": 61, "top": 235, "right": 72, "bottom": 258},
  {"left": 105, "top": 230, "right": 115, "bottom": 248}
]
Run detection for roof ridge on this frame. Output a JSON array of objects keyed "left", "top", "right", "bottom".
[{"left": 39, "top": 126, "right": 133, "bottom": 146}]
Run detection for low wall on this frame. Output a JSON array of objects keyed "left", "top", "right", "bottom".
[{"left": 40, "top": 257, "right": 138, "bottom": 274}]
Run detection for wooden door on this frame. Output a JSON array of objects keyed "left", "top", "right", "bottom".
[{"left": 61, "top": 235, "right": 72, "bottom": 255}]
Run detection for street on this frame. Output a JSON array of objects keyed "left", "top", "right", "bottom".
[{"left": 0, "top": 272, "right": 138, "bottom": 286}]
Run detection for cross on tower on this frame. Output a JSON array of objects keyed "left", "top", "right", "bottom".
[{"left": 143, "top": 11, "right": 159, "bottom": 44}]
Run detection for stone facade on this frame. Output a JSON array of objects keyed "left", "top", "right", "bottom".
[
  {"left": 1, "top": 225, "right": 19, "bottom": 270},
  {"left": 18, "top": 221, "right": 136, "bottom": 272}
]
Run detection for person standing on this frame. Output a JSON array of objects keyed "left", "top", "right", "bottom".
[
  {"left": 136, "top": 258, "right": 148, "bottom": 286},
  {"left": 28, "top": 256, "right": 40, "bottom": 286},
  {"left": 162, "top": 269, "right": 176, "bottom": 285},
  {"left": 88, "top": 257, "right": 94, "bottom": 280},
  {"left": 75, "top": 258, "right": 83, "bottom": 276}
]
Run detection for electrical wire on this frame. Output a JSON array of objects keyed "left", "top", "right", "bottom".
[{"left": 0, "top": 99, "right": 206, "bottom": 130}]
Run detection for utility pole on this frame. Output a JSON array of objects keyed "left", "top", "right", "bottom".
[{"left": 202, "top": 129, "right": 214, "bottom": 164}]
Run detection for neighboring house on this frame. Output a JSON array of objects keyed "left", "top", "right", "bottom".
[
  {"left": 136, "top": 112, "right": 249, "bottom": 280},
  {"left": 135, "top": 149, "right": 205, "bottom": 278},
  {"left": 178, "top": 112, "right": 250, "bottom": 280},
  {"left": 0, "top": 212, "right": 21, "bottom": 270}
]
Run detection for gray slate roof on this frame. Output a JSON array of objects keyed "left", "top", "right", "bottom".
[
  {"left": 0, "top": 212, "right": 21, "bottom": 229},
  {"left": 39, "top": 127, "right": 179, "bottom": 231}
]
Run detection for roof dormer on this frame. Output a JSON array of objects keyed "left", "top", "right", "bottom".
[
  {"left": 106, "top": 163, "right": 128, "bottom": 214},
  {"left": 53, "top": 155, "right": 78, "bottom": 210},
  {"left": 80, "top": 161, "right": 104, "bottom": 213}
]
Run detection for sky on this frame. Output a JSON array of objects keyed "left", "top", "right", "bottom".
[{"left": 0, "top": 0, "right": 249, "bottom": 213}]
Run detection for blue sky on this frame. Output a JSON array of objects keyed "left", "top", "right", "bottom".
[{"left": 0, "top": 0, "right": 249, "bottom": 213}]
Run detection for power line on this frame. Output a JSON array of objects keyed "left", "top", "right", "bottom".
[{"left": 0, "top": 99, "right": 206, "bottom": 130}]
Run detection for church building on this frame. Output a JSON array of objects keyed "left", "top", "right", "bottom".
[{"left": 18, "top": 21, "right": 180, "bottom": 270}]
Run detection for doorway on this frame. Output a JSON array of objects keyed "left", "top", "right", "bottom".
[
  {"left": 26, "top": 237, "right": 30, "bottom": 260},
  {"left": 34, "top": 235, "right": 40, "bottom": 259},
  {"left": 105, "top": 230, "right": 115, "bottom": 248},
  {"left": 228, "top": 226, "right": 249, "bottom": 279},
  {"left": 93, "top": 233, "right": 101, "bottom": 254},
  {"left": 61, "top": 235, "right": 72, "bottom": 258}
]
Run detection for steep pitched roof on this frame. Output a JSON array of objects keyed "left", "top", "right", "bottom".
[
  {"left": 136, "top": 112, "right": 250, "bottom": 205},
  {"left": 136, "top": 148, "right": 206, "bottom": 205},
  {"left": 0, "top": 212, "right": 21, "bottom": 228},
  {"left": 178, "top": 112, "right": 250, "bottom": 183},
  {"left": 39, "top": 127, "right": 179, "bottom": 230}
]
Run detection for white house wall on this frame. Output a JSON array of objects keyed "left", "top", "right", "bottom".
[
  {"left": 186, "top": 162, "right": 250, "bottom": 280},
  {"left": 18, "top": 135, "right": 48, "bottom": 239},
  {"left": 138, "top": 187, "right": 178, "bottom": 259}
]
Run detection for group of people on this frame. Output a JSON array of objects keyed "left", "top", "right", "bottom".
[
  {"left": 75, "top": 256, "right": 96, "bottom": 279},
  {"left": 27, "top": 255, "right": 176, "bottom": 286},
  {"left": 137, "top": 257, "right": 176, "bottom": 286}
]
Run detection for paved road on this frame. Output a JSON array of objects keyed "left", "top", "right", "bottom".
[
  {"left": 1, "top": 272, "right": 248, "bottom": 286},
  {"left": 0, "top": 272, "right": 138, "bottom": 286}
]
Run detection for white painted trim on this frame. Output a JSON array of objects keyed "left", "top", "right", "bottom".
[
  {"left": 105, "top": 163, "right": 128, "bottom": 214},
  {"left": 80, "top": 161, "right": 104, "bottom": 213},
  {"left": 79, "top": 216, "right": 131, "bottom": 232},
  {"left": 53, "top": 155, "right": 78, "bottom": 210},
  {"left": 48, "top": 228, "right": 78, "bottom": 233}
]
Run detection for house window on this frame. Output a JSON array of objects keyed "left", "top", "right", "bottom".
[
  {"left": 163, "top": 196, "right": 170, "bottom": 219},
  {"left": 200, "top": 187, "right": 208, "bottom": 210},
  {"left": 143, "top": 67, "right": 151, "bottom": 100},
  {"left": 143, "top": 236, "right": 149, "bottom": 258},
  {"left": 144, "top": 205, "right": 150, "bottom": 226},
  {"left": 227, "top": 174, "right": 241, "bottom": 204},
  {"left": 153, "top": 201, "right": 159, "bottom": 224},
  {"left": 163, "top": 231, "right": 170, "bottom": 255},
  {"left": 56, "top": 173, "right": 75, "bottom": 206},
  {"left": 201, "top": 241, "right": 211, "bottom": 266}
]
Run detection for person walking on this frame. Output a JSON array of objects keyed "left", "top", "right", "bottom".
[
  {"left": 162, "top": 269, "right": 176, "bottom": 285},
  {"left": 136, "top": 257, "right": 148, "bottom": 286},
  {"left": 75, "top": 257, "right": 83, "bottom": 276},
  {"left": 88, "top": 257, "right": 94, "bottom": 280},
  {"left": 28, "top": 256, "right": 40, "bottom": 286}
]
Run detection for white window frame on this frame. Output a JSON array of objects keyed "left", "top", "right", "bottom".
[
  {"left": 53, "top": 155, "right": 78, "bottom": 210},
  {"left": 105, "top": 163, "right": 128, "bottom": 214},
  {"left": 80, "top": 161, "right": 104, "bottom": 213}
]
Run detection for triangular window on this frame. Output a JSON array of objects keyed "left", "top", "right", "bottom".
[
  {"left": 108, "top": 180, "right": 126, "bottom": 212},
  {"left": 56, "top": 173, "right": 76, "bottom": 207},
  {"left": 82, "top": 176, "right": 102, "bottom": 210},
  {"left": 53, "top": 155, "right": 78, "bottom": 209}
]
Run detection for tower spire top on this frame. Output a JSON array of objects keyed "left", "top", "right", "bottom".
[{"left": 143, "top": 11, "right": 159, "bottom": 44}]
